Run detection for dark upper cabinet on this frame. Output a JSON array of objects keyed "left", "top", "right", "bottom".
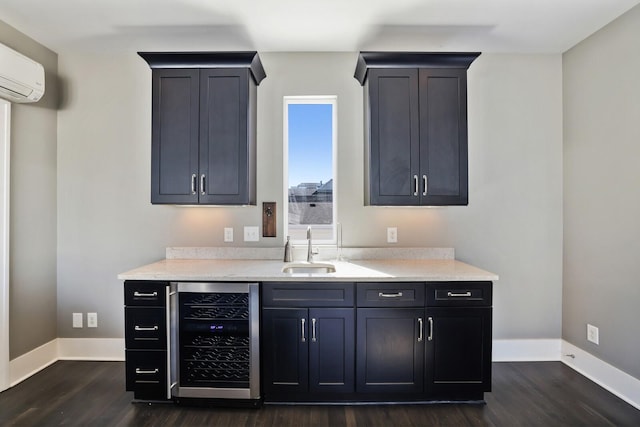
[
  {"left": 355, "top": 52, "right": 479, "bottom": 206},
  {"left": 139, "top": 52, "right": 265, "bottom": 205}
]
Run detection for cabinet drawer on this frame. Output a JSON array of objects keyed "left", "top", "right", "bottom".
[
  {"left": 262, "top": 282, "right": 354, "bottom": 307},
  {"left": 356, "top": 283, "right": 425, "bottom": 307},
  {"left": 125, "top": 281, "right": 168, "bottom": 307},
  {"left": 426, "top": 282, "right": 492, "bottom": 307},
  {"left": 125, "top": 307, "right": 167, "bottom": 349},
  {"left": 125, "top": 350, "right": 169, "bottom": 400}
]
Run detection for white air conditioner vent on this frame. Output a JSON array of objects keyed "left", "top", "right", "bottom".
[{"left": 0, "top": 43, "right": 45, "bottom": 103}]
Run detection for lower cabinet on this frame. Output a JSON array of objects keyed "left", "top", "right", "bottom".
[
  {"left": 124, "top": 281, "right": 170, "bottom": 400},
  {"left": 356, "top": 308, "right": 424, "bottom": 393},
  {"left": 262, "top": 307, "right": 355, "bottom": 396},
  {"left": 261, "top": 281, "right": 492, "bottom": 403},
  {"left": 261, "top": 282, "right": 355, "bottom": 401},
  {"left": 426, "top": 307, "right": 492, "bottom": 395}
]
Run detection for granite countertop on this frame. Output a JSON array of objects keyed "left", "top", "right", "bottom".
[{"left": 118, "top": 247, "right": 498, "bottom": 282}]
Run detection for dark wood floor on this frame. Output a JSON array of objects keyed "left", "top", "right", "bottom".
[{"left": 1, "top": 361, "right": 639, "bottom": 426}]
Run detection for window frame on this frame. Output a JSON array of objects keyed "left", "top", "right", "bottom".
[{"left": 283, "top": 95, "right": 338, "bottom": 246}]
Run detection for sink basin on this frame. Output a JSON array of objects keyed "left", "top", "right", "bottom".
[{"left": 281, "top": 262, "right": 336, "bottom": 274}]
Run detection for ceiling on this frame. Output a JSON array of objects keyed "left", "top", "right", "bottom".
[{"left": 1, "top": 0, "right": 639, "bottom": 54}]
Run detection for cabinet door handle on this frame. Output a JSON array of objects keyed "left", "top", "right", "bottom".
[
  {"left": 135, "top": 325, "right": 159, "bottom": 331},
  {"left": 133, "top": 291, "right": 157, "bottom": 298},
  {"left": 422, "top": 174, "right": 428, "bottom": 196},
  {"left": 301, "top": 318, "right": 306, "bottom": 343},
  {"left": 135, "top": 368, "right": 159, "bottom": 375},
  {"left": 413, "top": 175, "right": 419, "bottom": 196},
  {"left": 191, "top": 174, "right": 197, "bottom": 195},
  {"left": 311, "top": 318, "right": 317, "bottom": 342},
  {"left": 378, "top": 292, "right": 403, "bottom": 298},
  {"left": 418, "top": 317, "right": 424, "bottom": 342},
  {"left": 200, "top": 174, "right": 206, "bottom": 196},
  {"left": 447, "top": 291, "right": 472, "bottom": 297},
  {"left": 427, "top": 317, "right": 433, "bottom": 341}
]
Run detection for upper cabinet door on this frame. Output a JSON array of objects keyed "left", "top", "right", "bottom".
[
  {"left": 199, "top": 68, "right": 253, "bottom": 205},
  {"left": 151, "top": 69, "right": 200, "bottom": 204},
  {"left": 356, "top": 52, "right": 479, "bottom": 207},
  {"left": 367, "top": 69, "right": 420, "bottom": 206},
  {"left": 140, "top": 52, "right": 264, "bottom": 205},
  {"left": 419, "top": 68, "right": 468, "bottom": 206}
]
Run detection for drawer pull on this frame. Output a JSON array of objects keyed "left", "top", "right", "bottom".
[
  {"left": 378, "top": 292, "right": 403, "bottom": 298},
  {"left": 447, "top": 291, "right": 472, "bottom": 297},
  {"left": 133, "top": 291, "right": 158, "bottom": 298},
  {"left": 135, "top": 368, "right": 159, "bottom": 375},
  {"left": 134, "top": 325, "right": 159, "bottom": 331}
]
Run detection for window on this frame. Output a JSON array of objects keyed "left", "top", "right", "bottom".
[{"left": 284, "top": 96, "right": 337, "bottom": 244}]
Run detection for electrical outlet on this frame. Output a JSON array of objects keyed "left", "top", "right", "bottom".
[
  {"left": 72, "top": 313, "right": 83, "bottom": 328},
  {"left": 244, "top": 226, "right": 259, "bottom": 242},
  {"left": 87, "top": 312, "right": 98, "bottom": 328},
  {"left": 587, "top": 324, "right": 599, "bottom": 345},
  {"left": 387, "top": 227, "right": 398, "bottom": 243},
  {"left": 224, "top": 227, "right": 234, "bottom": 243}
]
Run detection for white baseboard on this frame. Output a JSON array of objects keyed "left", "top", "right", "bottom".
[
  {"left": 58, "top": 338, "right": 125, "bottom": 361},
  {"left": 9, "top": 338, "right": 125, "bottom": 387},
  {"left": 492, "top": 339, "right": 562, "bottom": 361},
  {"left": 561, "top": 341, "right": 640, "bottom": 410},
  {"left": 8, "top": 337, "right": 640, "bottom": 411},
  {"left": 9, "top": 339, "right": 58, "bottom": 387}
]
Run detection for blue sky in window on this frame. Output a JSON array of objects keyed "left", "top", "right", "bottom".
[{"left": 288, "top": 103, "right": 332, "bottom": 187}]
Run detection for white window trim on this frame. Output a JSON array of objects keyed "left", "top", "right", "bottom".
[
  {"left": 0, "top": 99, "right": 10, "bottom": 392},
  {"left": 283, "top": 95, "right": 337, "bottom": 246}
]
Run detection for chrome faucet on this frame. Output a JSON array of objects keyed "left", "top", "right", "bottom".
[{"left": 306, "top": 226, "right": 318, "bottom": 262}]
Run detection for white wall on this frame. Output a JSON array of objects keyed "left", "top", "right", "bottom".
[
  {"left": 563, "top": 4, "right": 640, "bottom": 379},
  {"left": 56, "top": 52, "right": 563, "bottom": 342},
  {"left": 0, "top": 19, "right": 58, "bottom": 360}
]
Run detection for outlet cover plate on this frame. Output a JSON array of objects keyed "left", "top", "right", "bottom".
[
  {"left": 587, "top": 324, "right": 599, "bottom": 345},
  {"left": 244, "top": 226, "right": 259, "bottom": 242},
  {"left": 387, "top": 227, "right": 398, "bottom": 243},
  {"left": 72, "top": 313, "right": 83, "bottom": 328},
  {"left": 87, "top": 312, "right": 98, "bottom": 328},
  {"left": 224, "top": 227, "right": 234, "bottom": 243}
]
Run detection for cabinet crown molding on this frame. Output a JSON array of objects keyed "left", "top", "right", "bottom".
[
  {"left": 138, "top": 51, "right": 266, "bottom": 85},
  {"left": 354, "top": 51, "right": 480, "bottom": 86}
]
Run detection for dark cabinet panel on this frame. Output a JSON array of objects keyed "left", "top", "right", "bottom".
[
  {"left": 426, "top": 307, "right": 492, "bottom": 394},
  {"left": 125, "top": 350, "right": 168, "bottom": 400},
  {"left": 262, "top": 306, "right": 355, "bottom": 399},
  {"left": 199, "top": 69, "right": 252, "bottom": 204},
  {"left": 141, "top": 52, "right": 264, "bottom": 205},
  {"left": 124, "top": 281, "right": 169, "bottom": 401},
  {"left": 309, "top": 308, "right": 355, "bottom": 393},
  {"left": 419, "top": 69, "right": 468, "bottom": 205},
  {"left": 356, "top": 308, "right": 424, "bottom": 393},
  {"left": 151, "top": 69, "right": 199, "bottom": 204},
  {"left": 356, "top": 282, "right": 425, "bottom": 307},
  {"left": 262, "top": 282, "right": 354, "bottom": 307},
  {"left": 357, "top": 52, "right": 479, "bottom": 206},
  {"left": 262, "top": 308, "right": 309, "bottom": 394},
  {"left": 124, "top": 307, "right": 166, "bottom": 349},
  {"left": 367, "top": 69, "right": 420, "bottom": 206}
]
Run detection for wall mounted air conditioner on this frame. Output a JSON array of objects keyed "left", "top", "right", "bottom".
[{"left": 0, "top": 42, "right": 45, "bottom": 103}]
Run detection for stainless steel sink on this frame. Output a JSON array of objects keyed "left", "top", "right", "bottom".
[{"left": 281, "top": 262, "right": 336, "bottom": 274}]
